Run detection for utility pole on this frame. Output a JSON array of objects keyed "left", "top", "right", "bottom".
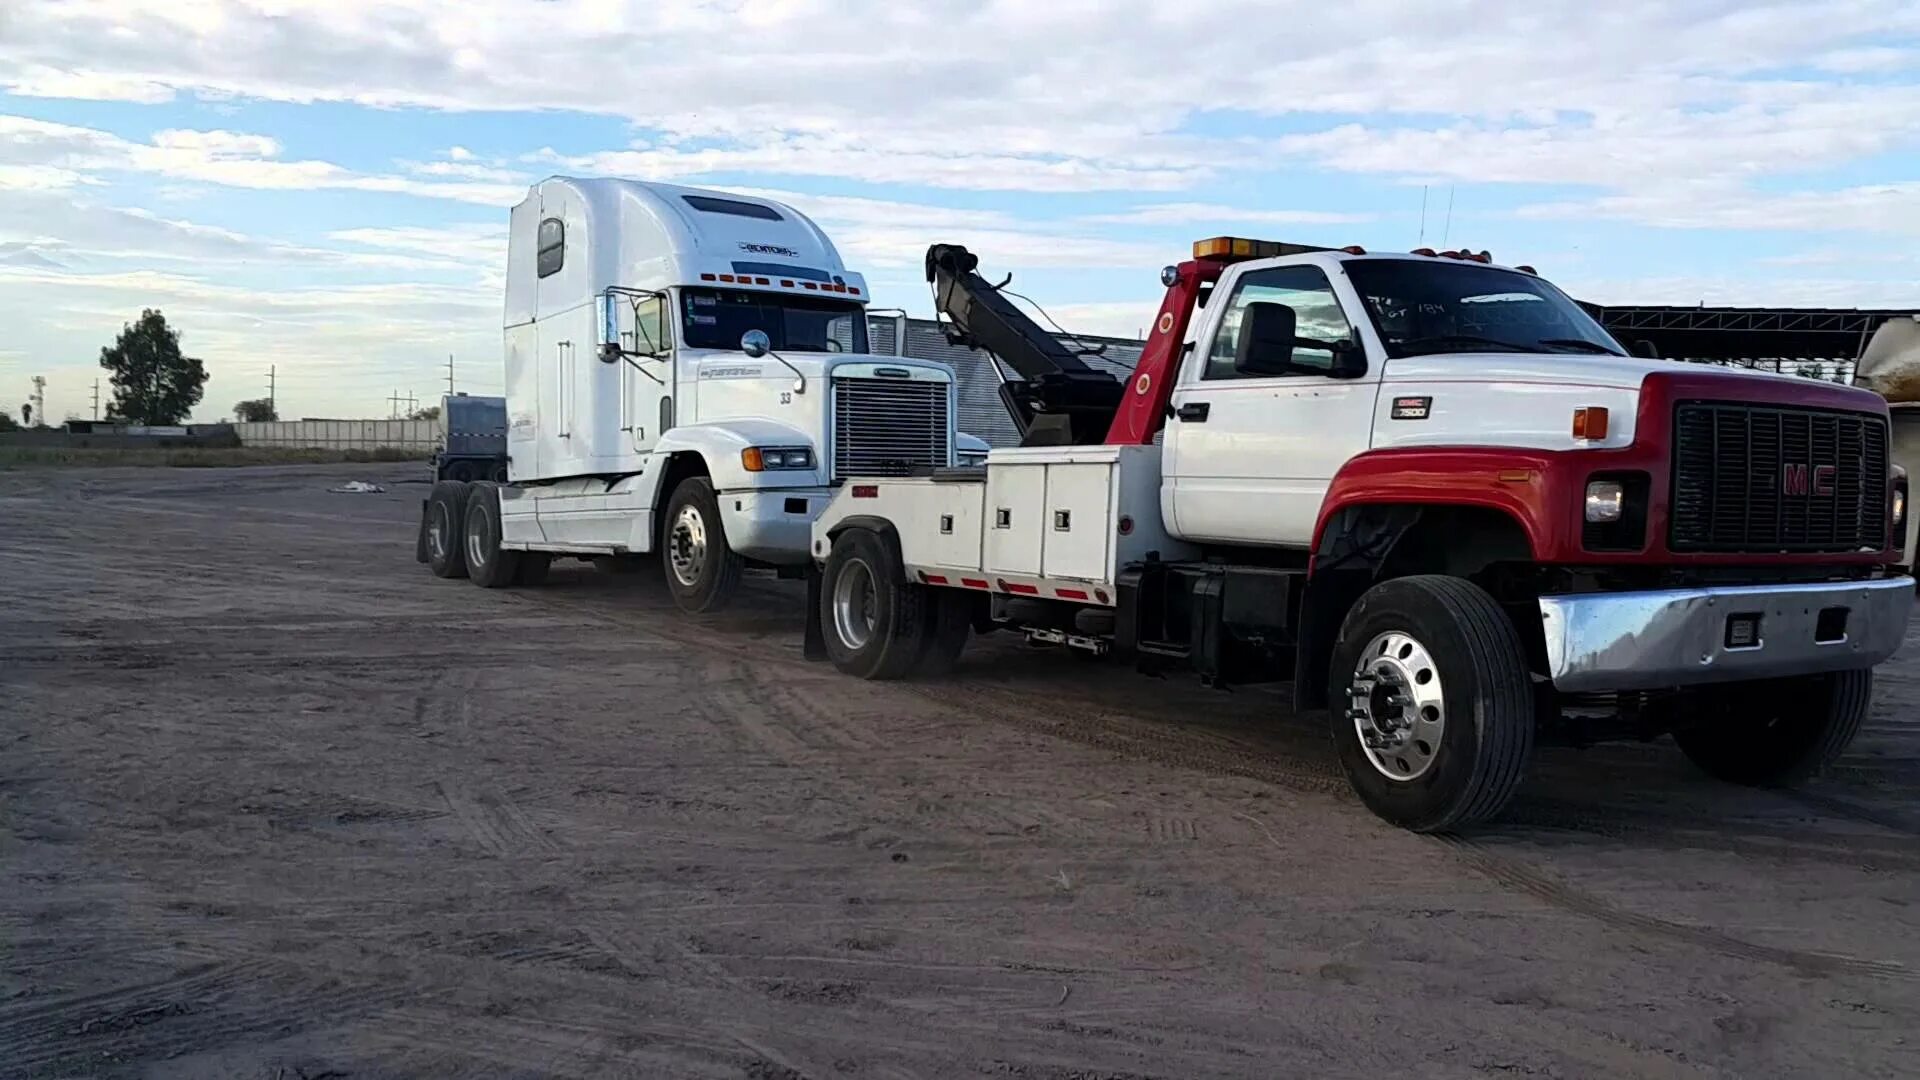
[
  {"left": 387, "top": 390, "right": 404, "bottom": 419},
  {"left": 91, "top": 379, "right": 100, "bottom": 421},
  {"left": 445, "top": 353, "right": 455, "bottom": 398},
  {"left": 29, "top": 376, "right": 46, "bottom": 429},
  {"left": 268, "top": 365, "right": 276, "bottom": 418}
]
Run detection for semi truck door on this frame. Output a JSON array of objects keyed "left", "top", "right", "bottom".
[{"left": 1163, "top": 263, "right": 1380, "bottom": 547}]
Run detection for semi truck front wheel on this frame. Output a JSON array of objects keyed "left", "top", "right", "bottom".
[
  {"left": 1328, "top": 575, "right": 1535, "bottom": 833},
  {"left": 663, "top": 476, "right": 744, "bottom": 614}
]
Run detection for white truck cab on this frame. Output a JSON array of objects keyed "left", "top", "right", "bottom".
[{"left": 425, "top": 177, "right": 963, "bottom": 611}]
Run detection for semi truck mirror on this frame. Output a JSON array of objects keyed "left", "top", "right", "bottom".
[
  {"left": 1234, "top": 301, "right": 1297, "bottom": 376},
  {"left": 741, "top": 330, "right": 772, "bottom": 358},
  {"left": 1631, "top": 338, "right": 1660, "bottom": 359}
]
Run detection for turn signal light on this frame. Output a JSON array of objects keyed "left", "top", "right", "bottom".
[
  {"left": 1573, "top": 407, "right": 1609, "bottom": 440},
  {"left": 741, "top": 447, "right": 765, "bottom": 472}
]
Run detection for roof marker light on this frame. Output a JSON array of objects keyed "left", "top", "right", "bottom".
[{"left": 700, "top": 272, "right": 717, "bottom": 281}]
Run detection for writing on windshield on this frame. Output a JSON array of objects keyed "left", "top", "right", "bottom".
[
  {"left": 1342, "top": 260, "right": 1625, "bottom": 358},
  {"left": 680, "top": 288, "right": 867, "bottom": 354}
]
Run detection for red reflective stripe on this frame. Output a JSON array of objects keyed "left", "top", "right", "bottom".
[
  {"left": 1004, "top": 583, "right": 1040, "bottom": 595},
  {"left": 1055, "top": 588, "right": 1089, "bottom": 600},
  {"left": 851, "top": 484, "right": 878, "bottom": 498},
  {"left": 925, "top": 574, "right": 948, "bottom": 585},
  {"left": 961, "top": 578, "right": 990, "bottom": 589}
]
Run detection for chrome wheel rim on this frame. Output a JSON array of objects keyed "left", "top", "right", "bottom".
[
  {"left": 465, "top": 508, "right": 487, "bottom": 568},
  {"left": 428, "top": 504, "right": 450, "bottom": 560},
  {"left": 668, "top": 504, "right": 708, "bottom": 588},
  {"left": 1348, "top": 631, "right": 1446, "bottom": 781},
  {"left": 831, "top": 557, "right": 877, "bottom": 649}
]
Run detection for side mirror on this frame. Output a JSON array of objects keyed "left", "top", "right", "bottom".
[
  {"left": 741, "top": 329, "right": 771, "bottom": 358},
  {"left": 1630, "top": 338, "right": 1660, "bottom": 360},
  {"left": 1234, "top": 301, "right": 1297, "bottom": 376}
]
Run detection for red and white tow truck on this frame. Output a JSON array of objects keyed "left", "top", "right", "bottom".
[{"left": 804, "top": 237, "right": 1915, "bottom": 831}]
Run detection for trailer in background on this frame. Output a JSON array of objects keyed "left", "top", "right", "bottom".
[{"left": 432, "top": 393, "right": 508, "bottom": 482}]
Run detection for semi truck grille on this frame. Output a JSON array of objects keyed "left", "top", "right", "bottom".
[
  {"left": 1670, "top": 402, "right": 1889, "bottom": 553},
  {"left": 832, "top": 377, "right": 949, "bottom": 481}
]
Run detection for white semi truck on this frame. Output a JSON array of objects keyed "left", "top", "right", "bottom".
[
  {"left": 417, "top": 177, "right": 979, "bottom": 611},
  {"left": 804, "top": 238, "right": 1915, "bottom": 831}
]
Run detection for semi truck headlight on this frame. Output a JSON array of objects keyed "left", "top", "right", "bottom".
[
  {"left": 742, "top": 447, "right": 815, "bottom": 472},
  {"left": 1585, "top": 480, "right": 1625, "bottom": 523},
  {"left": 1894, "top": 486, "right": 1907, "bottom": 533}
]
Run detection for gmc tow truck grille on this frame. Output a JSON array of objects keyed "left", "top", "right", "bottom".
[
  {"left": 1670, "top": 402, "right": 1889, "bottom": 553},
  {"left": 832, "top": 378, "right": 949, "bottom": 481}
]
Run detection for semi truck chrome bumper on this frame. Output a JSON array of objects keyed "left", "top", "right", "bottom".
[
  {"left": 1539, "top": 577, "right": 1914, "bottom": 692},
  {"left": 719, "top": 486, "right": 834, "bottom": 564}
]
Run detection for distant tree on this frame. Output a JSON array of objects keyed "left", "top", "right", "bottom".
[
  {"left": 0, "top": 408, "right": 17, "bottom": 432},
  {"left": 100, "top": 309, "right": 207, "bottom": 425},
  {"left": 409, "top": 405, "right": 442, "bottom": 421},
  {"left": 234, "top": 397, "right": 279, "bottom": 422}
]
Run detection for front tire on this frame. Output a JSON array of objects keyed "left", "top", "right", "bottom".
[
  {"left": 1671, "top": 671, "right": 1872, "bottom": 786},
  {"left": 820, "top": 529, "right": 933, "bottom": 680},
  {"left": 425, "top": 481, "right": 473, "bottom": 579},
  {"left": 1328, "top": 575, "right": 1535, "bottom": 833},
  {"left": 661, "top": 476, "right": 745, "bottom": 613},
  {"left": 463, "top": 482, "right": 521, "bottom": 589}
]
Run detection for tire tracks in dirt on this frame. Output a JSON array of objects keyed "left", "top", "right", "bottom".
[
  {"left": 0, "top": 954, "right": 417, "bottom": 1075},
  {"left": 1434, "top": 835, "right": 1915, "bottom": 982}
]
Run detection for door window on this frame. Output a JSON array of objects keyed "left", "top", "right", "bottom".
[{"left": 1203, "top": 265, "right": 1353, "bottom": 380}]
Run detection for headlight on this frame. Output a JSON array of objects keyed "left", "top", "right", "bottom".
[
  {"left": 1584, "top": 480, "right": 1625, "bottom": 523},
  {"left": 741, "top": 447, "right": 815, "bottom": 472},
  {"left": 1895, "top": 487, "right": 1907, "bottom": 531}
]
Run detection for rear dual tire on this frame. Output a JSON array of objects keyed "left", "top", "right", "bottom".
[{"left": 820, "top": 529, "right": 970, "bottom": 680}]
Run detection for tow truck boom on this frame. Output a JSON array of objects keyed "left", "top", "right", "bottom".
[{"left": 925, "top": 243, "right": 1123, "bottom": 445}]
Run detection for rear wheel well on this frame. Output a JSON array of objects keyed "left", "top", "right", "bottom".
[{"left": 1296, "top": 504, "right": 1538, "bottom": 710}]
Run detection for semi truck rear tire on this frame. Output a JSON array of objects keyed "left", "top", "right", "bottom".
[
  {"left": 1671, "top": 670, "right": 1872, "bottom": 786},
  {"left": 489, "top": 462, "right": 510, "bottom": 483},
  {"left": 446, "top": 459, "right": 478, "bottom": 483},
  {"left": 662, "top": 477, "right": 744, "bottom": 613},
  {"left": 1328, "top": 575, "right": 1534, "bottom": 833},
  {"left": 463, "top": 482, "right": 521, "bottom": 589},
  {"left": 820, "top": 528, "right": 934, "bottom": 680},
  {"left": 425, "top": 481, "right": 473, "bottom": 580}
]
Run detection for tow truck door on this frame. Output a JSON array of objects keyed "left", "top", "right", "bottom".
[{"left": 1163, "top": 261, "right": 1381, "bottom": 547}]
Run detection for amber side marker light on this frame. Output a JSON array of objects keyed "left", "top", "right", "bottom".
[{"left": 1573, "top": 407, "right": 1610, "bottom": 440}]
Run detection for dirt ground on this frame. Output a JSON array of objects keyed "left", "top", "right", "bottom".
[{"left": 3, "top": 463, "right": 1918, "bottom": 1080}]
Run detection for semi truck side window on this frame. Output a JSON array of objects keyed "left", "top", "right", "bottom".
[
  {"left": 1204, "top": 265, "right": 1352, "bottom": 380},
  {"left": 536, "top": 217, "right": 565, "bottom": 278}
]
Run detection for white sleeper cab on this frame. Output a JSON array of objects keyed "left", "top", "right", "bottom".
[{"left": 418, "top": 177, "right": 963, "bottom": 612}]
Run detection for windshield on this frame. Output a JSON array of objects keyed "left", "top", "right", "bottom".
[
  {"left": 679, "top": 288, "right": 869, "bottom": 354},
  {"left": 1341, "top": 260, "right": 1625, "bottom": 359}
]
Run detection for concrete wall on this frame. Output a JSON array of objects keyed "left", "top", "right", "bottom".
[{"left": 232, "top": 419, "right": 442, "bottom": 450}]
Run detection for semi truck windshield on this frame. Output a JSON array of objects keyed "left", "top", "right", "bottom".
[
  {"left": 1343, "top": 260, "right": 1625, "bottom": 359},
  {"left": 680, "top": 288, "right": 869, "bottom": 354}
]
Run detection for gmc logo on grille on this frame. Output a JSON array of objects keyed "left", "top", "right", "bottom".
[{"left": 1781, "top": 463, "right": 1836, "bottom": 497}]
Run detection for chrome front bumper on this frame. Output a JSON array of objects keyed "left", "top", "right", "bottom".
[{"left": 1539, "top": 577, "right": 1914, "bottom": 692}]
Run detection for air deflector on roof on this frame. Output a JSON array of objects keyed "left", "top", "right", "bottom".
[{"left": 684, "top": 195, "right": 782, "bottom": 221}]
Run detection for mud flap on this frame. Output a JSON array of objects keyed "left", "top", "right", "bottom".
[
  {"left": 803, "top": 562, "right": 827, "bottom": 662},
  {"left": 414, "top": 498, "right": 431, "bottom": 564}
]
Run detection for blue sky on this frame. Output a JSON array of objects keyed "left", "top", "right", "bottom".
[{"left": 2, "top": 1, "right": 1917, "bottom": 422}]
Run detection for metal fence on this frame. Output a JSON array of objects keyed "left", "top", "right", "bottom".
[{"left": 231, "top": 419, "right": 441, "bottom": 451}]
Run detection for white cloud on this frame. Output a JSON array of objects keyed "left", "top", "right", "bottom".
[
  {"left": 7, "top": 1, "right": 1917, "bottom": 196},
  {"left": 1080, "top": 203, "right": 1372, "bottom": 227},
  {"left": 1519, "top": 182, "right": 1920, "bottom": 237},
  {"left": 0, "top": 113, "right": 525, "bottom": 205}
]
